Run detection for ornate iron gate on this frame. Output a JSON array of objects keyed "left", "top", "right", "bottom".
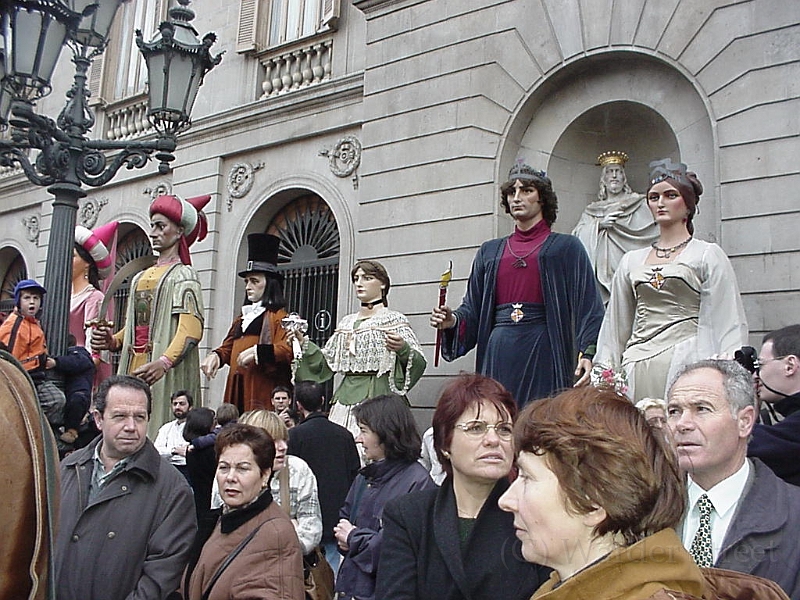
[{"left": 267, "top": 194, "right": 340, "bottom": 406}]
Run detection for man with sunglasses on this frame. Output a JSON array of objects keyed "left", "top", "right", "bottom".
[{"left": 748, "top": 324, "right": 800, "bottom": 486}]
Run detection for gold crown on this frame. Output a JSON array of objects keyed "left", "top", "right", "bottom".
[{"left": 597, "top": 151, "right": 629, "bottom": 167}]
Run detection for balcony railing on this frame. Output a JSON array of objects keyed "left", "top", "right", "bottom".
[
  {"left": 104, "top": 93, "right": 154, "bottom": 141},
  {"left": 258, "top": 34, "right": 333, "bottom": 98}
]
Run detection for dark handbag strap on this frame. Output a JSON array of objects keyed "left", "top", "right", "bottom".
[
  {"left": 6, "top": 313, "right": 23, "bottom": 354},
  {"left": 201, "top": 521, "right": 266, "bottom": 600}
]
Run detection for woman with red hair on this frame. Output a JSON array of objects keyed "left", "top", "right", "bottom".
[
  {"left": 498, "top": 386, "right": 788, "bottom": 599},
  {"left": 377, "top": 373, "right": 549, "bottom": 600}
]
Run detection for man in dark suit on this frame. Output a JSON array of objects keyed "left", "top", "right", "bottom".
[
  {"left": 288, "top": 380, "right": 360, "bottom": 574},
  {"left": 749, "top": 324, "right": 800, "bottom": 486},
  {"left": 668, "top": 359, "right": 800, "bottom": 599}
]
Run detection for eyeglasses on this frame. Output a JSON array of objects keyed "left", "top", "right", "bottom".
[
  {"left": 454, "top": 420, "right": 514, "bottom": 439},
  {"left": 756, "top": 355, "right": 788, "bottom": 369}
]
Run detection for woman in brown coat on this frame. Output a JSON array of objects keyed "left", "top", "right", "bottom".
[
  {"left": 201, "top": 234, "right": 292, "bottom": 413},
  {"left": 186, "top": 423, "right": 304, "bottom": 600},
  {"left": 497, "top": 386, "right": 789, "bottom": 600}
]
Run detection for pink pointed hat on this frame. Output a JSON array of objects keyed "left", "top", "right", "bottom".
[
  {"left": 75, "top": 221, "right": 119, "bottom": 279},
  {"left": 150, "top": 194, "right": 211, "bottom": 265}
]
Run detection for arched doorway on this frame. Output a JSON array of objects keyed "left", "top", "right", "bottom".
[
  {"left": 267, "top": 194, "right": 341, "bottom": 349},
  {"left": 110, "top": 224, "right": 153, "bottom": 371},
  {"left": 0, "top": 250, "right": 27, "bottom": 317}
]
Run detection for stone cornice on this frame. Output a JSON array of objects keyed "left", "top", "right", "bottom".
[
  {"left": 353, "top": 0, "right": 428, "bottom": 17},
  {"left": 157, "top": 71, "right": 365, "bottom": 154}
]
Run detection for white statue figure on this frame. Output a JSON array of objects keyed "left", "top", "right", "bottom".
[{"left": 572, "top": 151, "right": 659, "bottom": 304}]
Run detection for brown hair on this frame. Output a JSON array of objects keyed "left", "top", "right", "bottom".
[
  {"left": 351, "top": 260, "right": 391, "bottom": 304},
  {"left": 432, "top": 372, "right": 516, "bottom": 478},
  {"left": 353, "top": 394, "right": 421, "bottom": 462},
  {"left": 215, "top": 423, "right": 276, "bottom": 474},
  {"left": 647, "top": 170, "right": 703, "bottom": 235},
  {"left": 499, "top": 167, "right": 558, "bottom": 226},
  {"left": 514, "top": 386, "right": 685, "bottom": 545},
  {"left": 215, "top": 403, "right": 239, "bottom": 427}
]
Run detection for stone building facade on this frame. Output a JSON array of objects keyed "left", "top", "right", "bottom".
[{"left": 1, "top": 0, "right": 798, "bottom": 412}]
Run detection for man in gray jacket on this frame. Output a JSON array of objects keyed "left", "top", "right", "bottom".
[
  {"left": 668, "top": 359, "right": 800, "bottom": 599},
  {"left": 55, "top": 375, "right": 196, "bottom": 600}
]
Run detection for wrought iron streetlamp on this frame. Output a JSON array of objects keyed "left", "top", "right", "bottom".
[{"left": 0, "top": 0, "right": 221, "bottom": 356}]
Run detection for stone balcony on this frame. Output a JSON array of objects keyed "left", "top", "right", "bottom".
[
  {"left": 257, "top": 32, "right": 333, "bottom": 99},
  {"left": 103, "top": 93, "right": 154, "bottom": 141}
]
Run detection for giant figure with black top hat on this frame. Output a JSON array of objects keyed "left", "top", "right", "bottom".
[{"left": 201, "top": 233, "right": 293, "bottom": 413}]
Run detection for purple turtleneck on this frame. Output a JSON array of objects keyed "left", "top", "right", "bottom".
[{"left": 495, "top": 220, "right": 551, "bottom": 305}]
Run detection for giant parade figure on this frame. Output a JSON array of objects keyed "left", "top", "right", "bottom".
[
  {"left": 92, "top": 194, "right": 209, "bottom": 436},
  {"left": 430, "top": 163, "right": 604, "bottom": 407},
  {"left": 200, "top": 233, "right": 293, "bottom": 413}
]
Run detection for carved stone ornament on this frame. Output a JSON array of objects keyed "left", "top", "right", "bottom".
[
  {"left": 226, "top": 161, "right": 265, "bottom": 211},
  {"left": 143, "top": 181, "right": 172, "bottom": 201},
  {"left": 22, "top": 214, "right": 40, "bottom": 243},
  {"left": 78, "top": 196, "right": 108, "bottom": 228},
  {"left": 320, "top": 136, "right": 362, "bottom": 178}
]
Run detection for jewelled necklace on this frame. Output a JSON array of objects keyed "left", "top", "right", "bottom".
[
  {"left": 651, "top": 236, "right": 692, "bottom": 259},
  {"left": 505, "top": 236, "right": 547, "bottom": 269}
]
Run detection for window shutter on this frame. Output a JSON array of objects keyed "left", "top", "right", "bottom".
[
  {"left": 237, "top": 0, "right": 261, "bottom": 53},
  {"left": 321, "top": 0, "right": 340, "bottom": 29}
]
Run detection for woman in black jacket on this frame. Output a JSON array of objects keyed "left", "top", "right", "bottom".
[
  {"left": 376, "top": 373, "right": 550, "bottom": 600},
  {"left": 183, "top": 407, "right": 217, "bottom": 520}
]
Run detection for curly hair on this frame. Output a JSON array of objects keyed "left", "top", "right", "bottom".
[
  {"left": 514, "top": 386, "right": 685, "bottom": 545},
  {"left": 500, "top": 167, "right": 558, "bottom": 226}
]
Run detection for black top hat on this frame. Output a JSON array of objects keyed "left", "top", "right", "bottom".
[{"left": 238, "top": 233, "right": 282, "bottom": 278}]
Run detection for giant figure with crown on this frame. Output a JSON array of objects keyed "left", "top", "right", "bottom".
[{"left": 430, "top": 164, "right": 604, "bottom": 407}]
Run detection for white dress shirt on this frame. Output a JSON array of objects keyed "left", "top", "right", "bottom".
[
  {"left": 682, "top": 459, "right": 750, "bottom": 564},
  {"left": 153, "top": 419, "right": 187, "bottom": 466}
]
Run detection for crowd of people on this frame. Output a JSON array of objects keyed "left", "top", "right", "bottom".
[{"left": 3, "top": 159, "right": 800, "bottom": 600}]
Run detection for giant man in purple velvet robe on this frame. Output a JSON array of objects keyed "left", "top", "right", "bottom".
[{"left": 437, "top": 164, "right": 604, "bottom": 406}]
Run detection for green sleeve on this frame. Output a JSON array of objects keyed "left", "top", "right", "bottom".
[
  {"left": 293, "top": 340, "right": 335, "bottom": 383},
  {"left": 391, "top": 342, "right": 427, "bottom": 392}
]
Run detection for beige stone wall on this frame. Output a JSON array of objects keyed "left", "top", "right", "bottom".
[
  {"left": 354, "top": 0, "right": 800, "bottom": 408},
  {"left": 0, "top": 0, "right": 798, "bottom": 415}
]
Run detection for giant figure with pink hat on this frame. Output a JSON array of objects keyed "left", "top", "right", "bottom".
[
  {"left": 92, "top": 194, "right": 209, "bottom": 436},
  {"left": 73, "top": 221, "right": 118, "bottom": 387}
]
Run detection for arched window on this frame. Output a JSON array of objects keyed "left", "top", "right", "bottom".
[
  {"left": 0, "top": 251, "right": 28, "bottom": 317},
  {"left": 267, "top": 194, "right": 339, "bottom": 349}
]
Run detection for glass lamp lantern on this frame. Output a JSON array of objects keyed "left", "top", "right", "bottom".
[
  {"left": 67, "top": 0, "right": 126, "bottom": 48},
  {"left": 136, "top": 0, "right": 221, "bottom": 136},
  {"left": 1, "top": 0, "right": 81, "bottom": 100}
]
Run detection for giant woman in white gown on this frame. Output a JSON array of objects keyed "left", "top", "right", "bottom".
[{"left": 595, "top": 159, "right": 748, "bottom": 401}]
